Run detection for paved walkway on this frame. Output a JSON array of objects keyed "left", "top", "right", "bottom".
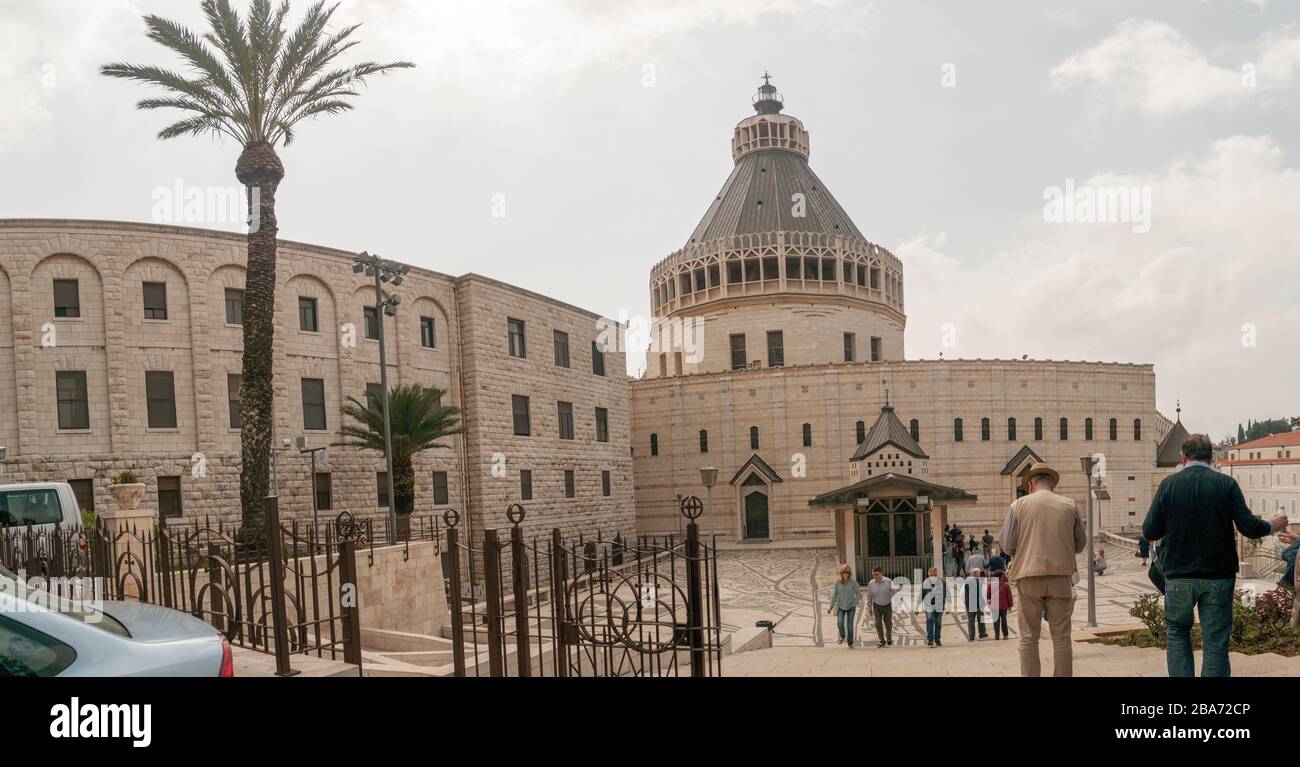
[{"left": 715, "top": 546, "right": 1297, "bottom": 676}]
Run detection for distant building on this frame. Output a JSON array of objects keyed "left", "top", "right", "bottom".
[{"left": 1217, "top": 430, "right": 1300, "bottom": 518}]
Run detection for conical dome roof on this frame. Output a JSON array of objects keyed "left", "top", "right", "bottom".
[{"left": 685, "top": 76, "right": 865, "bottom": 247}]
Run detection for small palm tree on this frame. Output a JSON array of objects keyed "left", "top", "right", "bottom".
[
  {"left": 337, "top": 385, "right": 463, "bottom": 522},
  {"left": 101, "top": 0, "right": 413, "bottom": 530}
]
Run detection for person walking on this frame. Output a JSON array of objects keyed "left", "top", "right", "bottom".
[
  {"left": 965, "top": 547, "right": 987, "bottom": 576},
  {"left": 867, "top": 567, "right": 898, "bottom": 647},
  {"left": 1136, "top": 537, "right": 1150, "bottom": 566},
  {"left": 987, "top": 571, "right": 1013, "bottom": 640},
  {"left": 826, "top": 564, "right": 861, "bottom": 647},
  {"left": 998, "top": 461, "right": 1086, "bottom": 677},
  {"left": 962, "top": 567, "right": 987, "bottom": 640},
  {"left": 981, "top": 529, "right": 994, "bottom": 558},
  {"left": 921, "top": 566, "right": 947, "bottom": 647},
  {"left": 953, "top": 541, "right": 966, "bottom": 577},
  {"left": 986, "top": 546, "right": 1007, "bottom": 576},
  {"left": 1142, "top": 433, "right": 1288, "bottom": 677}
]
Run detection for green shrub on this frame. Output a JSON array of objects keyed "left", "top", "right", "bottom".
[{"left": 110, "top": 471, "right": 138, "bottom": 485}]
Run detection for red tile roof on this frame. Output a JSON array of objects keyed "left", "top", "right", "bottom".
[{"left": 1234, "top": 431, "right": 1300, "bottom": 450}]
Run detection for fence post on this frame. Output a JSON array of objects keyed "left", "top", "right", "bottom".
[
  {"left": 684, "top": 514, "right": 705, "bottom": 678},
  {"left": 445, "top": 523, "right": 466, "bottom": 677},
  {"left": 482, "top": 528, "right": 505, "bottom": 677},
  {"left": 338, "top": 538, "right": 364, "bottom": 671},
  {"left": 158, "top": 526, "right": 175, "bottom": 609},
  {"left": 262, "top": 497, "right": 297, "bottom": 677},
  {"left": 510, "top": 522, "right": 532, "bottom": 677},
  {"left": 550, "top": 527, "right": 568, "bottom": 678}
]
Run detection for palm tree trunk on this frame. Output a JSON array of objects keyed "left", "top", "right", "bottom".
[
  {"left": 235, "top": 141, "right": 285, "bottom": 532},
  {"left": 394, "top": 455, "right": 416, "bottom": 516}
]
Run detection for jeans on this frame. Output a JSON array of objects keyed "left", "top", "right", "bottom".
[
  {"left": 1282, "top": 540, "right": 1299, "bottom": 586},
  {"left": 991, "top": 608, "right": 1009, "bottom": 639},
  {"left": 1165, "top": 577, "right": 1235, "bottom": 677},
  {"left": 967, "top": 610, "right": 986, "bottom": 639},
  {"left": 925, "top": 610, "right": 942, "bottom": 643},
  {"left": 872, "top": 604, "right": 893, "bottom": 643},
  {"left": 836, "top": 607, "right": 856, "bottom": 646}
]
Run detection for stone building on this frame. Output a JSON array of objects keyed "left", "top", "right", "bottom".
[
  {"left": 0, "top": 219, "right": 633, "bottom": 544},
  {"left": 1217, "top": 430, "right": 1300, "bottom": 520},
  {"left": 629, "top": 78, "right": 1183, "bottom": 545}
]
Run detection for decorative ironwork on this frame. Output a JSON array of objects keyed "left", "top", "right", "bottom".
[
  {"left": 506, "top": 503, "right": 526, "bottom": 526},
  {"left": 680, "top": 495, "right": 704, "bottom": 520},
  {"left": 443, "top": 507, "right": 460, "bottom": 529}
]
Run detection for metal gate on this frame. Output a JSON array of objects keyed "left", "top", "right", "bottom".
[{"left": 444, "top": 497, "right": 722, "bottom": 677}]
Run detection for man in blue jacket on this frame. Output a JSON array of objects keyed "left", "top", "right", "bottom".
[{"left": 1142, "top": 433, "right": 1288, "bottom": 677}]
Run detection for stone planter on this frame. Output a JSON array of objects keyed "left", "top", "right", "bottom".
[{"left": 109, "top": 482, "right": 146, "bottom": 512}]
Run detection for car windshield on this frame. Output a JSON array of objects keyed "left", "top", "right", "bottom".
[
  {"left": 0, "top": 567, "right": 130, "bottom": 638},
  {"left": 0, "top": 489, "right": 64, "bottom": 527}
]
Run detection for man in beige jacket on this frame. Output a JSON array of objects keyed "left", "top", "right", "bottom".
[{"left": 998, "top": 462, "right": 1087, "bottom": 677}]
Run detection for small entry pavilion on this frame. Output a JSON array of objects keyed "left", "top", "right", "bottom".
[{"left": 809, "top": 402, "right": 978, "bottom": 583}]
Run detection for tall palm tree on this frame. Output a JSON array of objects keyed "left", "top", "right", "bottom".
[
  {"left": 102, "top": 0, "right": 412, "bottom": 530},
  {"left": 337, "top": 384, "right": 463, "bottom": 523}
]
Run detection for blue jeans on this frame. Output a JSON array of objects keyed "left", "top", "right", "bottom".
[
  {"left": 925, "top": 610, "right": 942, "bottom": 643},
  {"left": 1282, "top": 540, "right": 1298, "bottom": 585},
  {"left": 837, "top": 607, "right": 856, "bottom": 645},
  {"left": 1165, "top": 578, "right": 1235, "bottom": 677}
]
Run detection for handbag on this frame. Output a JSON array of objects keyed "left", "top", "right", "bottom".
[{"left": 1147, "top": 543, "right": 1166, "bottom": 594}]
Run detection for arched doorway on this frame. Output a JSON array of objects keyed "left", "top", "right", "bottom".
[{"left": 743, "top": 479, "right": 769, "bottom": 540}]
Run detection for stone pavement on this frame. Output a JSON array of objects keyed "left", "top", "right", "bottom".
[{"left": 715, "top": 546, "right": 1299, "bottom": 676}]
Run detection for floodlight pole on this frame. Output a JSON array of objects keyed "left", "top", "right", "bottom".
[{"left": 1080, "top": 455, "right": 1098, "bottom": 628}]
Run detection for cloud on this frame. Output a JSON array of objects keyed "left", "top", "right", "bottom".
[
  {"left": 901, "top": 135, "right": 1300, "bottom": 438},
  {"left": 1049, "top": 18, "right": 1300, "bottom": 116}
]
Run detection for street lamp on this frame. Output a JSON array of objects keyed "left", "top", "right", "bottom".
[
  {"left": 297, "top": 437, "right": 328, "bottom": 534},
  {"left": 699, "top": 466, "right": 719, "bottom": 540},
  {"left": 1080, "top": 455, "right": 1099, "bottom": 628},
  {"left": 353, "top": 250, "right": 408, "bottom": 544}
]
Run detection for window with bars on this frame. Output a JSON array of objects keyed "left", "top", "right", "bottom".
[
  {"left": 227, "top": 373, "right": 241, "bottom": 428},
  {"left": 557, "top": 401, "right": 574, "bottom": 440},
  {"left": 595, "top": 407, "right": 609, "bottom": 442},
  {"left": 298, "top": 297, "right": 318, "bottom": 331},
  {"left": 601, "top": 470, "right": 611, "bottom": 497},
  {"left": 302, "top": 378, "right": 327, "bottom": 430},
  {"left": 730, "top": 334, "right": 747, "bottom": 370},
  {"left": 553, "top": 330, "right": 570, "bottom": 367},
  {"left": 432, "top": 471, "right": 449, "bottom": 505},
  {"left": 767, "top": 331, "right": 784, "bottom": 367},
  {"left": 843, "top": 333, "right": 856, "bottom": 362},
  {"left": 158, "top": 476, "right": 182, "bottom": 519},
  {"left": 520, "top": 470, "right": 533, "bottom": 501},
  {"left": 564, "top": 470, "right": 575, "bottom": 498},
  {"left": 512, "top": 395, "right": 531, "bottom": 436},
  {"left": 315, "top": 473, "right": 333, "bottom": 510},
  {"left": 508, "top": 318, "right": 526, "bottom": 358}
]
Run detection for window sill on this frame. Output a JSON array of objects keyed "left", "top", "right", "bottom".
[
  {"left": 146, "top": 428, "right": 181, "bottom": 434},
  {"left": 56, "top": 428, "right": 93, "bottom": 434}
]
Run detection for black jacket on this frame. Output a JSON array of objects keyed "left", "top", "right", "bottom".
[{"left": 1142, "top": 464, "right": 1272, "bottom": 580}]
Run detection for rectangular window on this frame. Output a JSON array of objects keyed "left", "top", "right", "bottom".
[
  {"left": 595, "top": 407, "right": 609, "bottom": 442},
  {"left": 870, "top": 336, "right": 882, "bottom": 362},
  {"left": 68, "top": 479, "right": 94, "bottom": 514},
  {"left": 601, "top": 470, "right": 611, "bottom": 497},
  {"left": 592, "top": 340, "right": 606, "bottom": 376},
  {"left": 227, "top": 373, "right": 241, "bottom": 428},
  {"left": 55, "top": 371, "right": 89, "bottom": 430},
  {"left": 420, "top": 316, "right": 436, "bottom": 348},
  {"left": 142, "top": 282, "right": 168, "bottom": 320},
  {"left": 553, "top": 330, "right": 570, "bottom": 367},
  {"left": 766, "top": 330, "right": 784, "bottom": 367},
  {"left": 376, "top": 472, "right": 389, "bottom": 508},
  {"left": 821, "top": 258, "right": 835, "bottom": 281},
  {"left": 557, "top": 401, "right": 574, "bottom": 440},
  {"left": 432, "top": 471, "right": 449, "bottom": 505},
  {"left": 564, "top": 470, "right": 575, "bottom": 498},
  {"left": 301, "top": 378, "right": 327, "bottom": 430},
  {"left": 520, "top": 470, "right": 533, "bottom": 501},
  {"left": 224, "top": 288, "right": 244, "bottom": 325},
  {"left": 314, "top": 472, "right": 332, "bottom": 510},
  {"left": 53, "top": 279, "right": 81, "bottom": 318},
  {"left": 507, "top": 318, "right": 526, "bottom": 358},
  {"left": 512, "top": 394, "right": 531, "bottom": 436},
  {"left": 145, "top": 371, "right": 177, "bottom": 429},
  {"left": 727, "top": 260, "right": 742, "bottom": 284},
  {"left": 298, "top": 297, "right": 319, "bottom": 332},
  {"left": 869, "top": 267, "right": 881, "bottom": 290},
  {"left": 730, "top": 334, "right": 747, "bottom": 370},
  {"left": 364, "top": 306, "right": 380, "bottom": 340},
  {"left": 843, "top": 333, "right": 856, "bottom": 363},
  {"left": 158, "top": 476, "right": 182, "bottom": 519},
  {"left": 699, "top": 429, "right": 709, "bottom": 453}
]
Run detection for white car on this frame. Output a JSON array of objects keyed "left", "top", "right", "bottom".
[
  {"left": 0, "top": 482, "right": 84, "bottom": 532},
  {"left": 0, "top": 565, "right": 233, "bottom": 677}
]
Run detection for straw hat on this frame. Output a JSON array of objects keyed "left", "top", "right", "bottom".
[{"left": 1021, "top": 462, "right": 1060, "bottom": 493}]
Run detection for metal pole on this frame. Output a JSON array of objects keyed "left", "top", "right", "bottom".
[
  {"left": 375, "top": 270, "right": 397, "bottom": 544},
  {"left": 706, "top": 485, "right": 715, "bottom": 540},
  {"left": 1086, "top": 473, "right": 1097, "bottom": 628},
  {"left": 309, "top": 450, "right": 318, "bottom": 531}
]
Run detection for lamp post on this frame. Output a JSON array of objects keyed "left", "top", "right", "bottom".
[
  {"left": 353, "top": 251, "right": 408, "bottom": 544},
  {"left": 1080, "top": 455, "right": 1098, "bottom": 628},
  {"left": 297, "top": 437, "right": 328, "bottom": 533},
  {"left": 699, "top": 467, "right": 719, "bottom": 540}
]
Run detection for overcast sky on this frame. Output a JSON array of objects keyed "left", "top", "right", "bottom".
[{"left": 2, "top": 0, "right": 1297, "bottom": 441}]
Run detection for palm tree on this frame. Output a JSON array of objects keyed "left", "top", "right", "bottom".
[
  {"left": 337, "top": 384, "right": 463, "bottom": 526},
  {"left": 102, "top": 0, "right": 412, "bottom": 530}
]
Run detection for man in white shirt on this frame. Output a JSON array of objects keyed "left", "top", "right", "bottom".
[{"left": 866, "top": 567, "right": 898, "bottom": 647}]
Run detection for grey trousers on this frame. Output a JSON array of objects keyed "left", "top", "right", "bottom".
[{"left": 872, "top": 603, "right": 893, "bottom": 643}]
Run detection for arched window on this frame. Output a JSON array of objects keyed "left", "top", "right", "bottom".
[
  {"left": 650, "top": 433, "right": 659, "bottom": 456},
  {"left": 981, "top": 418, "right": 990, "bottom": 441},
  {"left": 1060, "top": 418, "right": 1069, "bottom": 441},
  {"left": 1007, "top": 417, "right": 1017, "bottom": 441},
  {"left": 802, "top": 423, "right": 812, "bottom": 447},
  {"left": 1034, "top": 417, "right": 1043, "bottom": 441},
  {"left": 1085, "top": 417, "right": 1094, "bottom": 440},
  {"left": 750, "top": 426, "right": 760, "bottom": 450},
  {"left": 1109, "top": 418, "right": 1118, "bottom": 441},
  {"left": 855, "top": 420, "right": 866, "bottom": 444},
  {"left": 953, "top": 418, "right": 964, "bottom": 442},
  {"left": 910, "top": 419, "right": 920, "bottom": 443},
  {"left": 699, "top": 429, "right": 708, "bottom": 453},
  {"left": 1133, "top": 418, "right": 1142, "bottom": 441}
]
